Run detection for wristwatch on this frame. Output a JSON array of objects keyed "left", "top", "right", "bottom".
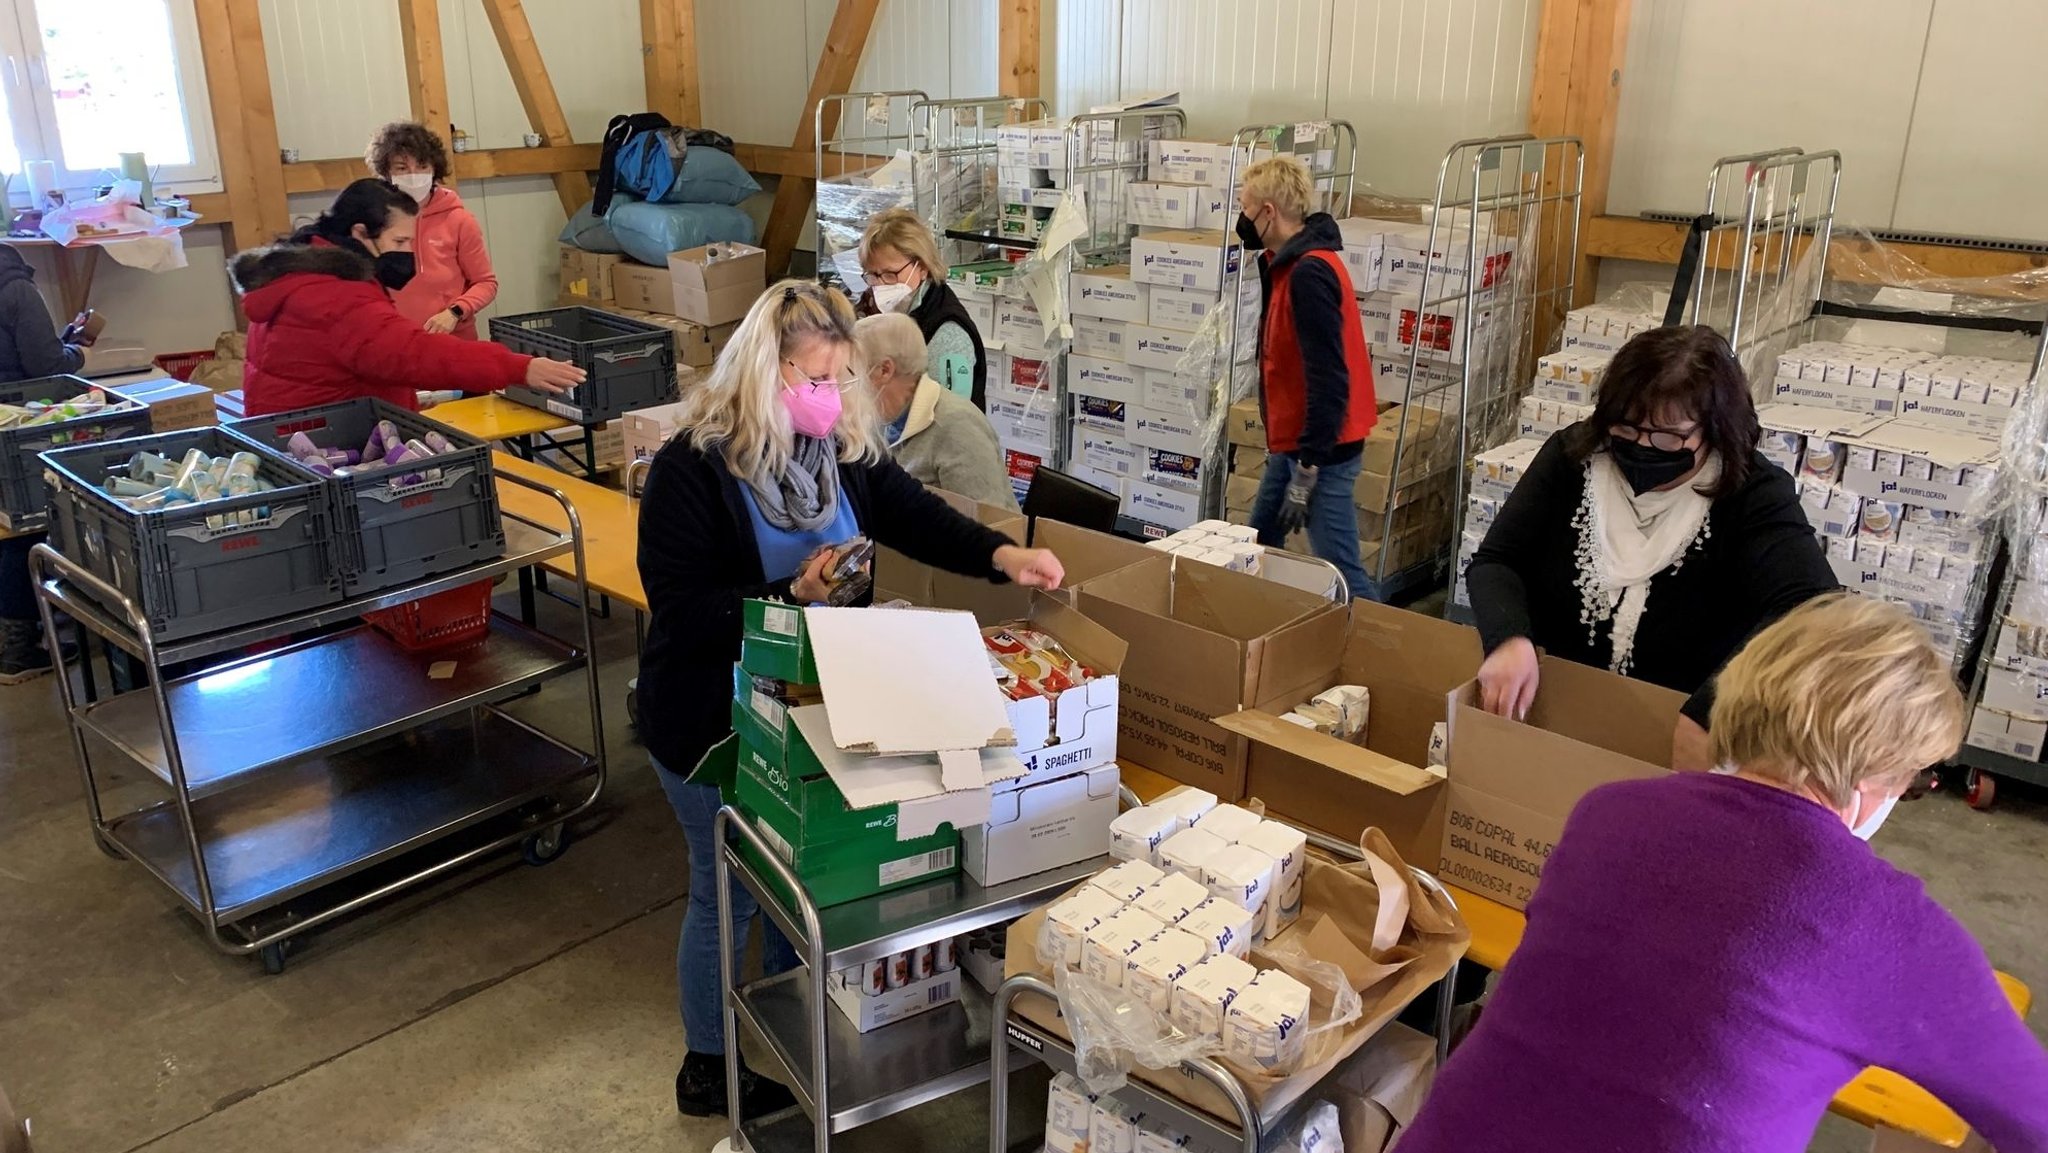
[{"left": 448, "top": 304, "right": 466, "bottom": 320}]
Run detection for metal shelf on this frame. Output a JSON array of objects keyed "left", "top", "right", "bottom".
[
  {"left": 41, "top": 518, "right": 571, "bottom": 664},
  {"left": 104, "top": 707, "right": 596, "bottom": 924},
  {"left": 944, "top": 229, "right": 1037, "bottom": 251},
  {"left": 1952, "top": 743, "right": 2048, "bottom": 789},
  {"left": 727, "top": 842, "right": 1109, "bottom": 969},
  {"left": 75, "top": 617, "right": 585, "bottom": 800},
  {"left": 999, "top": 1009, "right": 1249, "bottom": 1153},
  {"left": 733, "top": 969, "right": 1021, "bottom": 1134}
]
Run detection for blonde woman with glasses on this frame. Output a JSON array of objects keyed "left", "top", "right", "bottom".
[
  {"left": 636, "top": 279, "right": 1063, "bottom": 1121},
  {"left": 1401, "top": 594, "right": 2048, "bottom": 1152},
  {"left": 856, "top": 208, "right": 988, "bottom": 408}
]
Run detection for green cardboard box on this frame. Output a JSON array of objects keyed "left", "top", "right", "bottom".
[
  {"left": 736, "top": 823, "right": 960, "bottom": 910},
  {"left": 740, "top": 599, "right": 819, "bottom": 683}
]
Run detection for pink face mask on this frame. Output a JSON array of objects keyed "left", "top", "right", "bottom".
[{"left": 780, "top": 375, "right": 843, "bottom": 439}]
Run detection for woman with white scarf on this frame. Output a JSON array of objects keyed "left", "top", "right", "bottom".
[
  {"left": 635, "top": 280, "right": 1063, "bottom": 1121},
  {"left": 1466, "top": 325, "right": 1837, "bottom": 769}
]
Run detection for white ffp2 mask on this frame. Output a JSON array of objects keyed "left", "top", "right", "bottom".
[
  {"left": 1851, "top": 792, "right": 1900, "bottom": 841},
  {"left": 393, "top": 172, "right": 435, "bottom": 204},
  {"left": 872, "top": 283, "right": 914, "bottom": 313}
]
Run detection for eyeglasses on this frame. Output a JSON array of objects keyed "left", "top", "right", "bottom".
[
  {"left": 1610, "top": 422, "right": 1700, "bottom": 452},
  {"left": 862, "top": 260, "right": 913, "bottom": 285},
  {"left": 784, "top": 361, "right": 861, "bottom": 393}
]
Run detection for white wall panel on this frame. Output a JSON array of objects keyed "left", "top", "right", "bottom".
[
  {"left": 1050, "top": 0, "right": 1122, "bottom": 119},
  {"left": 448, "top": 0, "right": 643, "bottom": 149},
  {"left": 1118, "top": 0, "right": 1330, "bottom": 139},
  {"left": 950, "top": 0, "right": 1001, "bottom": 100},
  {"left": 27, "top": 232, "right": 237, "bottom": 355},
  {"left": 1891, "top": 0, "right": 2048, "bottom": 241},
  {"left": 1325, "top": 0, "right": 1540, "bottom": 199},
  {"left": 261, "top": 0, "right": 411, "bottom": 161},
  {"left": 699, "top": 0, "right": 812, "bottom": 144},
  {"left": 1607, "top": 0, "right": 1929, "bottom": 227},
  {"left": 458, "top": 176, "right": 569, "bottom": 318}
]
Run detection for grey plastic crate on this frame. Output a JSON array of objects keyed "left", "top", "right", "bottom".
[
  {"left": 489, "top": 306, "right": 678, "bottom": 425},
  {"left": 0, "top": 374, "right": 155, "bottom": 531},
  {"left": 226, "top": 398, "right": 505, "bottom": 596},
  {"left": 41, "top": 427, "right": 340, "bottom": 642}
]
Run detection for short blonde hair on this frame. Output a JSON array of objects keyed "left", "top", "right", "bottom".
[
  {"left": 677, "top": 279, "right": 886, "bottom": 483},
  {"left": 1709, "top": 593, "right": 1964, "bottom": 807},
  {"left": 1241, "top": 155, "right": 1314, "bottom": 223},
  {"left": 858, "top": 207, "right": 948, "bottom": 281},
  {"left": 855, "top": 312, "right": 929, "bottom": 380}
]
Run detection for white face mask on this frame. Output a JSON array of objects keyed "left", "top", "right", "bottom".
[
  {"left": 393, "top": 172, "right": 435, "bottom": 204},
  {"left": 872, "top": 282, "right": 914, "bottom": 313},
  {"left": 1850, "top": 791, "right": 1900, "bottom": 841}
]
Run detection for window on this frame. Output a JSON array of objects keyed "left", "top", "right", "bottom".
[{"left": 0, "top": 0, "right": 219, "bottom": 197}]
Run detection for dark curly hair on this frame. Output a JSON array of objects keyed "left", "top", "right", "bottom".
[
  {"left": 1561, "top": 324, "right": 1758, "bottom": 499},
  {"left": 365, "top": 120, "right": 450, "bottom": 183}
]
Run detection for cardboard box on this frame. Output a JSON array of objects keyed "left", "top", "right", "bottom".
[
  {"left": 1149, "top": 285, "right": 1222, "bottom": 334},
  {"left": 1072, "top": 265, "right": 1150, "bottom": 324},
  {"left": 1226, "top": 398, "right": 1265, "bottom": 449},
  {"left": 1967, "top": 705, "right": 2047, "bottom": 761},
  {"left": 1442, "top": 656, "right": 1683, "bottom": 909},
  {"left": 1129, "top": 405, "right": 1209, "bottom": 458},
  {"left": 1142, "top": 369, "right": 1214, "bottom": 421},
  {"left": 1128, "top": 181, "right": 1203, "bottom": 230},
  {"left": 1073, "top": 354, "right": 1141, "bottom": 405},
  {"left": 1221, "top": 601, "right": 1478, "bottom": 864},
  {"left": 826, "top": 966, "right": 961, "bottom": 1032},
  {"left": 111, "top": 378, "right": 216, "bottom": 432},
  {"left": 1131, "top": 229, "right": 1241, "bottom": 294},
  {"left": 668, "top": 243, "right": 766, "bottom": 327},
  {"left": 1146, "top": 139, "right": 1240, "bottom": 187},
  {"left": 1074, "top": 315, "right": 1130, "bottom": 361},
  {"left": 621, "top": 399, "right": 689, "bottom": 463},
  {"left": 1124, "top": 478, "right": 1203, "bottom": 532},
  {"left": 965, "top": 763, "right": 1120, "bottom": 886},
  {"left": 1126, "top": 324, "right": 1196, "bottom": 373},
  {"left": 558, "top": 244, "right": 620, "bottom": 301},
  {"left": 619, "top": 310, "right": 737, "bottom": 369},
  {"left": 876, "top": 487, "right": 1025, "bottom": 608},
  {"left": 1076, "top": 554, "right": 1347, "bottom": 798},
  {"left": 610, "top": 260, "right": 676, "bottom": 314}
]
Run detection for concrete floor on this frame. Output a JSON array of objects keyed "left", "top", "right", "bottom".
[{"left": 1, "top": 593, "right": 2043, "bottom": 1153}]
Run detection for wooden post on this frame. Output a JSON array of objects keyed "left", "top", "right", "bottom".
[
  {"left": 398, "top": 0, "right": 452, "bottom": 137},
  {"left": 760, "top": 0, "right": 883, "bottom": 276},
  {"left": 999, "top": 0, "right": 1041, "bottom": 100},
  {"left": 1528, "top": 0, "right": 1632, "bottom": 307},
  {"left": 479, "top": 0, "right": 595, "bottom": 215},
  {"left": 193, "top": 0, "right": 264, "bottom": 255},
  {"left": 227, "top": 0, "right": 292, "bottom": 244},
  {"left": 641, "top": 0, "right": 702, "bottom": 125}
]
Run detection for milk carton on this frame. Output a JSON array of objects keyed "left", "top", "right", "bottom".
[
  {"left": 1045, "top": 1072, "right": 1096, "bottom": 1153},
  {"left": 1152, "top": 785, "right": 1218, "bottom": 828},
  {"left": 1129, "top": 872, "right": 1212, "bottom": 925},
  {"left": 1203, "top": 843, "right": 1277, "bottom": 928},
  {"left": 1087, "top": 858, "right": 1166, "bottom": 903},
  {"left": 1123, "top": 926, "right": 1208, "bottom": 1012},
  {"left": 1089, "top": 1097, "right": 1146, "bottom": 1153},
  {"left": 1040, "top": 887, "right": 1126, "bottom": 969},
  {"left": 1081, "top": 908, "right": 1166, "bottom": 987},
  {"left": 1135, "top": 1123, "right": 1192, "bottom": 1153},
  {"left": 1177, "top": 897, "right": 1257, "bottom": 959},
  {"left": 1224, "top": 969, "right": 1312, "bottom": 1072},
  {"left": 1157, "top": 827, "right": 1228, "bottom": 884},
  {"left": 1239, "top": 821, "right": 1307, "bottom": 938},
  {"left": 1109, "top": 805, "right": 1179, "bottom": 866},
  {"left": 1192, "top": 802, "right": 1262, "bottom": 844},
  {"left": 1169, "top": 952, "right": 1257, "bottom": 1036}
]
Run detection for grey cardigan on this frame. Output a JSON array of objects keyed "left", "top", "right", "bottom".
[{"left": 890, "top": 374, "right": 1019, "bottom": 511}]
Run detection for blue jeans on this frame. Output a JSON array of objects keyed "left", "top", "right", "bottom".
[
  {"left": 655, "top": 756, "right": 799, "bottom": 1055},
  {"left": 1249, "top": 452, "right": 1370, "bottom": 602}
]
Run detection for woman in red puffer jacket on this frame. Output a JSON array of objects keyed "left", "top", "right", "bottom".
[{"left": 230, "top": 178, "right": 584, "bottom": 417}]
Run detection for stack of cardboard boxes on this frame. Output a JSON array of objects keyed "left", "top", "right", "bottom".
[
  {"left": 1769, "top": 342, "right": 2028, "bottom": 432},
  {"left": 1973, "top": 562, "right": 2048, "bottom": 761}
]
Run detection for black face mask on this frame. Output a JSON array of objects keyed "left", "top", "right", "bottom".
[
  {"left": 373, "top": 250, "right": 417, "bottom": 292},
  {"left": 1609, "top": 436, "right": 1698, "bottom": 495},
  {"left": 1235, "top": 210, "right": 1265, "bottom": 252}
]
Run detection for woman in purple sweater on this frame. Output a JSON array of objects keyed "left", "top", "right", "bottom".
[{"left": 1401, "top": 594, "right": 2048, "bottom": 1152}]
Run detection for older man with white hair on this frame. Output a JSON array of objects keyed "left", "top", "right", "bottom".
[{"left": 855, "top": 312, "right": 1017, "bottom": 510}]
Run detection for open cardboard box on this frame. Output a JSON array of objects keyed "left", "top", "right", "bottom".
[
  {"left": 1076, "top": 554, "right": 1348, "bottom": 799},
  {"left": 872, "top": 488, "right": 1024, "bottom": 605},
  {"left": 936, "top": 517, "right": 1162, "bottom": 623},
  {"left": 1441, "top": 655, "right": 1683, "bottom": 910},
  {"left": 1217, "top": 600, "right": 1482, "bottom": 865}
]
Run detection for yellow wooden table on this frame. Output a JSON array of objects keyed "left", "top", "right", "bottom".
[
  {"left": 429, "top": 395, "right": 599, "bottom": 477},
  {"left": 1117, "top": 762, "right": 2030, "bottom": 1148},
  {"left": 491, "top": 451, "right": 645, "bottom": 612}
]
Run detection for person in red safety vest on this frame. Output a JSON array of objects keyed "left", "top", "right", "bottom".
[{"left": 1239, "top": 154, "right": 1379, "bottom": 601}]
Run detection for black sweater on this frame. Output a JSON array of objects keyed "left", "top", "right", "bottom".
[
  {"left": 1466, "top": 429, "right": 1838, "bottom": 726},
  {"left": 635, "top": 436, "right": 1015, "bottom": 777}
]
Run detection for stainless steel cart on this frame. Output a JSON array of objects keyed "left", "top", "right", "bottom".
[
  {"left": 911, "top": 94, "right": 1052, "bottom": 261},
  {"left": 30, "top": 470, "right": 607, "bottom": 973},
  {"left": 812, "top": 89, "right": 931, "bottom": 293},
  {"left": 713, "top": 804, "right": 1112, "bottom": 1153}
]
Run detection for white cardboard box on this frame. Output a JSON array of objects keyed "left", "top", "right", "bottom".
[
  {"left": 1127, "top": 181, "right": 1203, "bottom": 230},
  {"left": 1142, "top": 368, "right": 1215, "bottom": 420},
  {"left": 1981, "top": 668, "right": 2048, "bottom": 722},
  {"left": 1129, "top": 405, "right": 1209, "bottom": 456},
  {"left": 1073, "top": 354, "right": 1142, "bottom": 405},
  {"left": 1132, "top": 229, "right": 1241, "bottom": 293},
  {"left": 964, "top": 762, "right": 1120, "bottom": 886},
  {"left": 1072, "top": 266, "right": 1150, "bottom": 324},
  {"left": 826, "top": 967, "right": 961, "bottom": 1032},
  {"left": 1146, "top": 139, "right": 1240, "bottom": 186},
  {"left": 1149, "top": 285, "right": 1222, "bottom": 333},
  {"left": 1074, "top": 393, "right": 1132, "bottom": 437},
  {"left": 1968, "top": 705, "right": 2047, "bottom": 761},
  {"left": 1074, "top": 315, "right": 1130, "bottom": 361},
  {"left": 1127, "top": 324, "right": 1197, "bottom": 372},
  {"left": 1125, "top": 478, "right": 1203, "bottom": 530},
  {"left": 622, "top": 399, "right": 689, "bottom": 462},
  {"left": 1771, "top": 376, "right": 1902, "bottom": 417}
]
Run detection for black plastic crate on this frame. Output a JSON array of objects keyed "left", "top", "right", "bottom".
[
  {"left": 41, "top": 427, "right": 340, "bottom": 641},
  {"left": 489, "top": 306, "right": 679, "bottom": 425},
  {"left": 226, "top": 398, "right": 505, "bottom": 596},
  {"left": 0, "top": 374, "right": 154, "bottom": 531}
]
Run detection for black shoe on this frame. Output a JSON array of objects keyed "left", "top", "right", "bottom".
[
  {"left": 0, "top": 619, "right": 52, "bottom": 686},
  {"left": 675, "top": 1051, "right": 797, "bottom": 1120}
]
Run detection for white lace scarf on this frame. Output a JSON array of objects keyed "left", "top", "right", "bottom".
[{"left": 1572, "top": 453, "right": 1719, "bottom": 676}]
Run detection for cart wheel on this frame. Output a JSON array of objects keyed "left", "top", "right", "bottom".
[
  {"left": 522, "top": 823, "right": 569, "bottom": 866},
  {"left": 1966, "top": 769, "right": 1997, "bottom": 811},
  {"left": 259, "top": 940, "right": 289, "bottom": 975}
]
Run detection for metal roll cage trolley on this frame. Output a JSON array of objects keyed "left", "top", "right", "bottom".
[{"left": 31, "top": 470, "right": 607, "bottom": 973}]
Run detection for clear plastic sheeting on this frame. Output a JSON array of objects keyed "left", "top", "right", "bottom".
[{"left": 815, "top": 158, "right": 918, "bottom": 295}]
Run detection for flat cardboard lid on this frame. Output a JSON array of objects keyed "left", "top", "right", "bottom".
[
  {"left": 1754, "top": 403, "right": 1888, "bottom": 439},
  {"left": 788, "top": 705, "right": 1025, "bottom": 838},
  {"left": 1837, "top": 418, "right": 2001, "bottom": 465},
  {"left": 804, "top": 606, "right": 1016, "bottom": 791},
  {"left": 1212, "top": 709, "right": 1438, "bottom": 797}
]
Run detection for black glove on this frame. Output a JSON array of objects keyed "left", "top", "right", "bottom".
[{"left": 1277, "top": 464, "right": 1318, "bottom": 535}]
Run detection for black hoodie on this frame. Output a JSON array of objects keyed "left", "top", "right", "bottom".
[
  {"left": 0, "top": 248, "right": 84, "bottom": 384},
  {"left": 1256, "top": 212, "right": 1361, "bottom": 467}
]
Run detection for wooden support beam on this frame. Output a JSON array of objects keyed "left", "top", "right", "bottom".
[
  {"left": 999, "top": 0, "right": 1041, "bottom": 100},
  {"left": 398, "top": 0, "right": 452, "bottom": 137},
  {"left": 1583, "top": 215, "right": 2048, "bottom": 296},
  {"left": 641, "top": 0, "right": 701, "bottom": 125},
  {"left": 1528, "top": 0, "right": 1632, "bottom": 309},
  {"left": 283, "top": 145, "right": 605, "bottom": 195},
  {"left": 193, "top": 0, "right": 264, "bottom": 254},
  {"left": 227, "top": 0, "right": 292, "bottom": 244},
  {"left": 479, "top": 0, "right": 594, "bottom": 216},
  {"left": 761, "top": 0, "right": 883, "bottom": 275},
  {"left": 733, "top": 143, "right": 883, "bottom": 180}
]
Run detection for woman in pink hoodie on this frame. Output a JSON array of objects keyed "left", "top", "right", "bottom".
[{"left": 366, "top": 121, "right": 497, "bottom": 339}]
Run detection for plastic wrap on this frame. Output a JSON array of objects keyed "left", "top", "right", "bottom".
[{"left": 1269, "top": 1101, "right": 1343, "bottom": 1153}]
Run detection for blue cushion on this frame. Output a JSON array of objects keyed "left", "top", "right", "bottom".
[
  {"left": 666, "top": 146, "right": 762, "bottom": 206},
  {"left": 558, "top": 198, "right": 627, "bottom": 254},
  {"left": 605, "top": 200, "right": 757, "bottom": 267}
]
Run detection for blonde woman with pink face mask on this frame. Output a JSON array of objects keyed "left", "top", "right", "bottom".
[
  {"left": 635, "top": 279, "right": 1062, "bottom": 1121},
  {"left": 365, "top": 120, "right": 497, "bottom": 338}
]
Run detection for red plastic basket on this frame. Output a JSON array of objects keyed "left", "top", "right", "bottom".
[
  {"left": 365, "top": 579, "right": 495, "bottom": 652},
  {"left": 152, "top": 350, "right": 215, "bottom": 382}
]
